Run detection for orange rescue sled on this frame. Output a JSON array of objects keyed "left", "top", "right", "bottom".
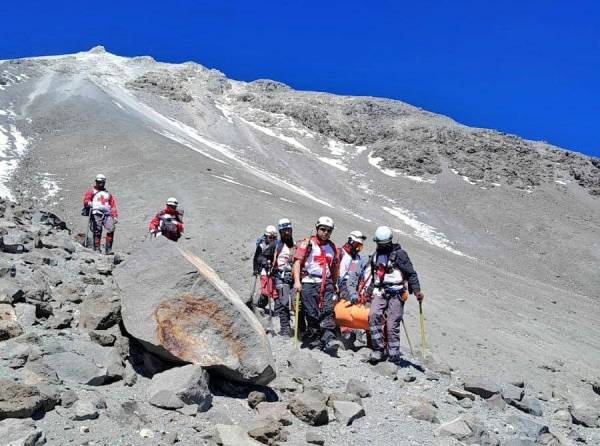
[{"left": 334, "top": 300, "right": 370, "bottom": 330}]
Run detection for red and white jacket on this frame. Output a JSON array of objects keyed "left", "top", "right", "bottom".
[
  {"left": 83, "top": 186, "right": 118, "bottom": 218},
  {"left": 149, "top": 207, "right": 184, "bottom": 235},
  {"left": 294, "top": 235, "right": 339, "bottom": 284}
]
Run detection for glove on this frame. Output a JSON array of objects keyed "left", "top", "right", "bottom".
[
  {"left": 414, "top": 291, "right": 424, "bottom": 301},
  {"left": 349, "top": 293, "right": 358, "bottom": 304}
]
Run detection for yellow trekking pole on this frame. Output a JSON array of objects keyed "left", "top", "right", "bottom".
[
  {"left": 418, "top": 300, "right": 427, "bottom": 360},
  {"left": 293, "top": 291, "right": 301, "bottom": 348},
  {"left": 401, "top": 319, "right": 416, "bottom": 359}
]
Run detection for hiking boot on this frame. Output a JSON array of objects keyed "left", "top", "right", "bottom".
[
  {"left": 388, "top": 355, "right": 402, "bottom": 366},
  {"left": 369, "top": 350, "right": 386, "bottom": 364},
  {"left": 308, "top": 339, "right": 322, "bottom": 350},
  {"left": 323, "top": 339, "right": 343, "bottom": 353}
]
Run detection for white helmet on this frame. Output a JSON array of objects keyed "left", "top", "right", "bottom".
[
  {"left": 95, "top": 174, "right": 106, "bottom": 182},
  {"left": 374, "top": 226, "right": 393, "bottom": 244},
  {"left": 349, "top": 230, "right": 366, "bottom": 244},
  {"left": 277, "top": 218, "right": 292, "bottom": 231},
  {"left": 166, "top": 197, "right": 178, "bottom": 207},
  {"left": 316, "top": 216, "right": 334, "bottom": 230},
  {"left": 264, "top": 225, "right": 278, "bottom": 237}
]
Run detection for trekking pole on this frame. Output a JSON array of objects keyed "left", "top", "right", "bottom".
[
  {"left": 84, "top": 220, "right": 90, "bottom": 248},
  {"left": 418, "top": 300, "right": 427, "bottom": 360},
  {"left": 293, "top": 291, "right": 300, "bottom": 348},
  {"left": 249, "top": 275, "right": 258, "bottom": 306},
  {"left": 85, "top": 214, "right": 93, "bottom": 248},
  {"left": 268, "top": 295, "right": 275, "bottom": 335},
  {"left": 401, "top": 319, "right": 416, "bottom": 359}
]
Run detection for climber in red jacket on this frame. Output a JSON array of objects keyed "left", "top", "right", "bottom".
[{"left": 149, "top": 197, "right": 184, "bottom": 242}]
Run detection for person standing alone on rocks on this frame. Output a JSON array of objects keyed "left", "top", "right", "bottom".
[
  {"left": 292, "top": 216, "right": 340, "bottom": 351},
  {"left": 271, "top": 218, "right": 295, "bottom": 337},
  {"left": 82, "top": 174, "right": 118, "bottom": 254},
  {"left": 149, "top": 197, "right": 184, "bottom": 242},
  {"left": 368, "top": 226, "right": 424, "bottom": 365}
]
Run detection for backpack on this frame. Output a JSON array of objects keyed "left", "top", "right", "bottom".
[{"left": 370, "top": 245, "right": 401, "bottom": 290}]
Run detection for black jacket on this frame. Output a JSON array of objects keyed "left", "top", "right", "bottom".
[
  {"left": 253, "top": 237, "right": 276, "bottom": 274},
  {"left": 371, "top": 243, "right": 421, "bottom": 293}
]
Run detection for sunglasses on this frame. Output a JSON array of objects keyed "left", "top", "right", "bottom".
[{"left": 317, "top": 226, "right": 333, "bottom": 234}]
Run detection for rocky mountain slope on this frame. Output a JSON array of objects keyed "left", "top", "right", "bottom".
[{"left": 0, "top": 47, "right": 599, "bottom": 445}]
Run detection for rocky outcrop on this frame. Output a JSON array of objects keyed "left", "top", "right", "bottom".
[{"left": 117, "top": 238, "right": 275, "bottom": 385}]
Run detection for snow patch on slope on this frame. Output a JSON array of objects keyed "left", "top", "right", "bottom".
[
  {"left": 96, "top": 84, "right": 333, "bottom": 208},
  {"left": 368, "top": 151, "right": 435, "bottom": 183},
  {"left": 40, "top": 173, "right": 60, "bottom": 198},
  {"left": 318, "top": 157, "right": 348, "bottom": 172},
  {"left": 154, "top": 129, "right": 228, "bottom": 165},
  {"left": 0, "top": 123, "right": 29, "bottom": 200},
  {"left": 382, "top": 206, "right": 466, "bottom": 256}
]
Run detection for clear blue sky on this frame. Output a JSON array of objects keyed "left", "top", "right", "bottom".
[{"left": 2, "top": 0, "right": 599, "bottom": 158}]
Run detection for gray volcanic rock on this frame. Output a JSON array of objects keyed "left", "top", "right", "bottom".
[
  {"left": 79, "top": 290, "right": 121, "bottom": 330},
  {"left": 463, "top": 376, "right": 501, "bottom": 399},
  {"left": 40, "top": 332, "right": 124, "bottom": 385},
  {"left": 287, "top": 349, "right": 321, "bottom": 379},
  {"left": 126, "top": 70, "right": 193, "bottom": 102},
  {"left": 0, "top": 304, "right": 23, "bottom": 340},
  {"left": 0, "top": 419, "right": 45, "bottom": 446},
  {"left": 346, "top": 379, "right": 371, "bottom": 398},
  {"left": 147, "top": 364, "right": 212, "bottom": 411},
  {"left": 116, "top": 238, "right": 275, "bottom": 385},
  {"left": 0, "top": 379, "right": 56, "bottom": 419},
  {"left": 255, "top": 402, "right": 293, "bottom": 426},
  {"left": 247, "top": 417, "right": 284, "bottom": 444},
  {"left": 509, "top": 395, "right": 543, "bottom": 417},
  {"left": 332, "top": 400, "right": 365, "bottom": 426},
  {"left": 0, "top": 279, "right": 24, "bottom": 304},
  {"left": 289, "top": 390, "right": 329, "bottom": 426},
  {"left": 214, "top": 424, "right": 263, "bottom": 446}
]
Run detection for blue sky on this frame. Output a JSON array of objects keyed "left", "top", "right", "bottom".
[{"left": 2, "top": 0, "right": 599, "bottom": 157}]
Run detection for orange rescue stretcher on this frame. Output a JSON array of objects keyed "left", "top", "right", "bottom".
[{"left": 334, "top": 300, "right": 370, "bottom": 330}]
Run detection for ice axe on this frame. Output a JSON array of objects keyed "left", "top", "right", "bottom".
[{"left": 418, "top": 300, "right": 427, "bottom": 360}]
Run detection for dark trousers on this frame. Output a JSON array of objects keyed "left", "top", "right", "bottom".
[
  {"left": 274, "top": 276, "right": 292, "bottom": 336},
  {"left": 301, "top": 281, "right": 336, "bottom": 345},
  {"left": 368, "top": 290, "right": 405, "bottom": 356}
]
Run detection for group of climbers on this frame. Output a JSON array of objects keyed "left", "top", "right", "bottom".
[
  {"left": 81, "top": 174, "right": 423, "bottom": 365},
  {"left": 81, "top": 174, "right": 184, "bottom": 253},
  {"left": 251, "top": 216, "right": 424, "bottom": 365}
]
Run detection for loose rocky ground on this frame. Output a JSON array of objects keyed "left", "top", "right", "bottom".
[{"left": 0, "top": 200, "right": 599, "bottom": 445}]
